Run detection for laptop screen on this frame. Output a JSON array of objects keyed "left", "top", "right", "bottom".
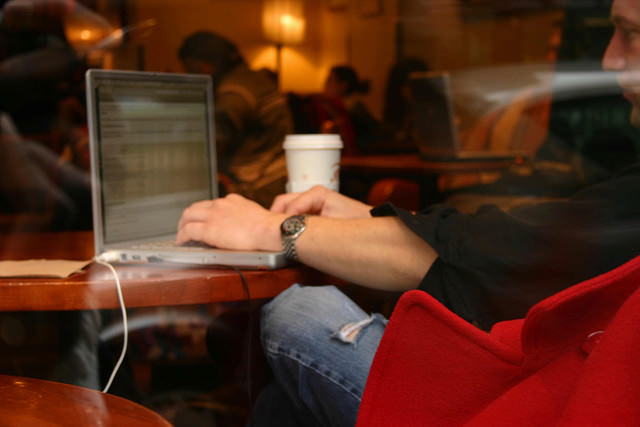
[{"left": 88, "top": 71, "right": 215, "bottom": 245}]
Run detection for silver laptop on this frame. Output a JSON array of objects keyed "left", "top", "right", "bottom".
[
  {"left": 86, "top": 69, "right": 287, "bottom": 269},
  {"left": 410, "top": 71, "right": 526, "bottom": 162}
]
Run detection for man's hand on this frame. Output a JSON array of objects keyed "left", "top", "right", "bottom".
[
  {"left": 177, "top": 191, "right": 436, "bottom": 292},
  {"left": 270, "top": 185, "right": 372, "bottom": 219},
  {"left": 176, "top": 194, "right": 286, "bottom": 251}
]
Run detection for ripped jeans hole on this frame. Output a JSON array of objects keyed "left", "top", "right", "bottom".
[{"left": 334, "top": 316, "right": 375, "bottom": 344}]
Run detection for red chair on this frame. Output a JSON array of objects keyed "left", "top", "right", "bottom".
[{"left": 357, "top": 255, "right": 640, "bottom": 426}]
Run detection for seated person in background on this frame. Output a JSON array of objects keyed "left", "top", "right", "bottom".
[
  {"left": 178, "top": 31, "right": 293, "bottom": 207},
  {"left": 379, "top": 57, "right": 429, "bottom": 152},
  {"left": 307, "top": 65, "right": 381, "bottom": 155},
  {"left": 176, "top": 1, "right": 640, "bottom": 424}
]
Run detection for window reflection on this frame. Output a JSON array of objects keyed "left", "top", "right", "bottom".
[{"left": 0, "top": 0, "right": 638, "bottom": 425}]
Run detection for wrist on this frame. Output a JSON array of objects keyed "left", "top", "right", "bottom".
[{"left": 256, "top": 213, "right": 288, "bottom": 252}]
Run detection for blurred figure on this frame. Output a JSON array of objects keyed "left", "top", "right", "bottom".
[
  {"left": 319, "top": 65, "right": 380, "bottom": 155},
  {"left": 381, "top": 57, "right": 429, "bottom": 151},
  {"left": 0, "top": 0, "right": 92, "bottom": 231},
  {"left": 0, "top": 0, "right": 102, "bottom": 393},
  {"left": 288, "top": 65, "right": 381, "bottom": 155},
  {"left": 0, "top": 113, "right": 90, "bottom": 231},
  {"left": 178, "top": 31, "right": 292, "bottom": 207}
]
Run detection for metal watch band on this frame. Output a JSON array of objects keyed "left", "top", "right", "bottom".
[
  {"left": 283, "top": 237, "right": 299, "bottom": 261},
  {"left": 281, "top": 214, "right": 308, "bottom": 261}
]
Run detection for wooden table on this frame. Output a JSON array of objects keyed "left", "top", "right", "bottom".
[
  {"left": 341, "top": 154, "right": 523, "bottom": 176},
  {"left": 340, "top": 154, "right": 525, "bottom": 204},
  {"left": 0, "top": 231, "right": 338, "bottom": 311},
  {"left": 0, "top": 374, "right": 171, "bottom": 426},
  {"left": 0, "top": 232, "right": 339, "bottom": 424}
]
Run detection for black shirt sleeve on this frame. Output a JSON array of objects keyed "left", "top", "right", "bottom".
[{"left": 371, "top": 165, "right": 640, "bottom": 329}]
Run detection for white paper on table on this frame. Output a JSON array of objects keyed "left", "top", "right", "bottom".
[{"left": 0, "top": 259, "right": 92, "bottom": 278}]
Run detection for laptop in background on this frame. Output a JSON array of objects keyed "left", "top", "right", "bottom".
[
  {"left": 86, "top": 69, "right": 287, "bottom": 269},
  {"left": 409, "top": 71, "right": 526, "bottom": 162}
]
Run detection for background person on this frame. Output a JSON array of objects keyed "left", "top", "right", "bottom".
[
  {"left": 380, "top": 57, "right": 429, "bottom": 151},
  {"left": 308, "top": 65, "right": 380, "bottom": 155},
  {"left": 178, "top": 31, "right": 293, "bottom": 207}
]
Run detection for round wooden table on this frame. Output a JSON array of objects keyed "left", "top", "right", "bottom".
[
  {"left": 0, "top": 374, "right": 171, "bottom": 426},
  {"left": 0, "top": 231, "right": 342, "bottom": 311}
]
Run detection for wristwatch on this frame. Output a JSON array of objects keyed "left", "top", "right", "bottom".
[{"left": 280, "top": 214, "right": 308, "bottom": 261}]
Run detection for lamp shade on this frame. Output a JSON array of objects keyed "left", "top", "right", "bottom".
[
  {"left": 63, "top": 4, "right": 115, "bottom": 53},
  {"left": 262, "top": 0, "right": 305, "bottom": 45},
  {"left": 2, "top": 0, "right": 121, "bottom": 53}
]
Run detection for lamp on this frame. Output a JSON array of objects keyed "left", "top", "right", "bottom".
[
  {"left": 262, "top": 0, "right": 306, "bottom": 81},
  {"left": 3, "top": 0, "right": 156, "bottom": 56},
  {"left": 63, "top": 3, "right": 115, "bottom": 54}
]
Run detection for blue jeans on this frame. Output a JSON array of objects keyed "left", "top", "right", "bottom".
[{"left": 252, "top": 284, "right": 387, "bottom": 427}]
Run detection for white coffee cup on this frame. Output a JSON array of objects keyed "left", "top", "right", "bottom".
[{"left": 283, "top": 134, "right": 344, "bottom": 193}]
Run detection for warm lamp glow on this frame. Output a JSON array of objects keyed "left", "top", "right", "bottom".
[
  {"left": 63, "top": 3, "right": 114, "bottom": 52},
  {"left": 262, "top": 0, "right": 305, "bottom": 45}
]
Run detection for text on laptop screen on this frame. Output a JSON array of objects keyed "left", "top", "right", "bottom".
[{"left": 95, "top": 77, "right": 212, "bottom": 243}]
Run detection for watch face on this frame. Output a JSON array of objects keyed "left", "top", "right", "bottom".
[{"left": 282, "top": 215, "right": 306, "bottom": 236}]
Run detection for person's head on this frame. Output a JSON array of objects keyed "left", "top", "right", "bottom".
[
  {"left": 602, "top": 0, "right": 640, "bottom": 128},
  {"left": 178, "top": 31, "right": 244, "bottom": 79},
  {"left": 324, "top": 65, "right": 370, "bottom": 98}
]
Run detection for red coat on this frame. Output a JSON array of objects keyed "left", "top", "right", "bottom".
[{"left": 357, "top": 255, "right": 640, "bottom": 426}]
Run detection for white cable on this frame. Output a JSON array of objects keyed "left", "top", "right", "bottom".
[{"left": 94, "top": 253, "right": 128, "bottom": 394}]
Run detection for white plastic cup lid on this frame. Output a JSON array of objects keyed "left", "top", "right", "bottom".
[{"left": 283, "top": 134, "right": 344, "bottom": 150}]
